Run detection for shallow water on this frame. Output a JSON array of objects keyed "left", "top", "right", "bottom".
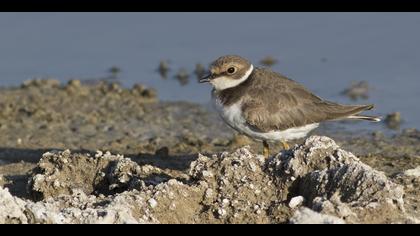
[{"left": 0, "top": 12, "right": 419, "bottom": 132}]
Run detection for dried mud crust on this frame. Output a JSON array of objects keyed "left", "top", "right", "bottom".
[
  {"left": 0, "top": 80, "right": 419, "bottom": 224},
  {"left": 1, "top": 136, "right": 418, "bottom": 224}
]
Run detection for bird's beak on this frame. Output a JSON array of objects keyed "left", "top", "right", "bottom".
[{"left": 199, "top": 74, "right": 212, "bottom": 83}]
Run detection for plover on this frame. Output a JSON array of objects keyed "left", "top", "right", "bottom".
[{"left": 200, "top": 55, "right": 381, "bottom": 157}]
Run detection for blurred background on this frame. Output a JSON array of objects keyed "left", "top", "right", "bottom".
[{"left": 0, "top": 12, "right": 419, "bottom": 132}]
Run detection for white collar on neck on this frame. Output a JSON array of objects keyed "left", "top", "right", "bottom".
[{"left": 211, "top": 64, "right": 253, "bottom": 91}]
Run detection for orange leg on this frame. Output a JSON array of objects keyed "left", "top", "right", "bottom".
[
  {"left": 281, "top": 141, "right": 290, "bottom": 150},
  {"left": 263, "top": 140, "right": 270, "bottom": 158}
]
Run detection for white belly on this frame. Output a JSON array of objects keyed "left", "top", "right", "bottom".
[{"left": 213, "top": 97, "right": 319, "bottom": 141}]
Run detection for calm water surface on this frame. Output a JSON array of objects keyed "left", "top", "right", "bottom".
[{"left": 0, "top": 13, "right": 419, "bottom": 132}]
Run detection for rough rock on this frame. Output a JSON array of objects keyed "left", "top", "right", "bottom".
[
  {"left": 288, "top": 196, "right": 304, "bottom": 209},
  {"left": 404, "top": 166, "right": 420, "bottom": 177},
  {"left": 0, "top": 187, "right": 28, "bottom": 224},
  {"left": 0, "top": 136, "right": 414, "bottom": 224},
  {"left": 0, "top": 174, "right": 5, "bottom": 187},
  {"left": 290, "top": 207, "right": 345, "bottom": 224},
  {"left": 269, "top": 136, "right": 405, "bottom": 223},
  {"left": 28, "top": 150, "right": 165, "bottom": 200},
  {"left": 189, "top": 147, "right": 282, "bottom": 223}
]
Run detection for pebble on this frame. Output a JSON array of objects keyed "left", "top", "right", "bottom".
[
  {"left": 404, "top": 166, "right": 420, "bottom": 177},
  {"left": 194, "top": 63, "right": 207, "bottom": 79},
  {"left": 289, "top": 196, "right": 305, "bottom": 209},
  {"left": 341, "top": 81, "right": 369, "bottom": 100},
  {"left": 53, "top": 180, "right": 61, "bottom": 188},
  {"left": 148, "top": 198, "right": 158, "bottom": 208},
  {"left": 385, "top": 112, "right": 402, "bottom": 129},
  {"left": 217, "top": 208, "right": 227, "bottom": 218},
  {"left": 175, "top": 68, "right": 189, "bottom": 86},
  {"left": 157, "top": 60, "right": 170, "bottom": 78},
  {"left": 222, "top": 199, "right": 230, "bottom": 206},
  {"left": 259, "top": 56, "right": 278, "bottom": 67},
  {"left": 205, "top": 188, "right": 213, "bottom": 199},
  {"left": 95, "top": 150, "right": 103, "bottom": 158},
  {"left": 248, "top": 162, "right": 257, "bottom": 172},
  {"left": 202, "top": 170, "right": 213, "bottom": 178}
]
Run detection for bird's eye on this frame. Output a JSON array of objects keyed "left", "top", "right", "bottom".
[{"left": 227, "top": 67, "right": 236, "bottom": 74}]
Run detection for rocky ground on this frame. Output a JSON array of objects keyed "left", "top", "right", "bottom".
[{"left": 0, "top": 80, "right": 419, "bottom": 224}]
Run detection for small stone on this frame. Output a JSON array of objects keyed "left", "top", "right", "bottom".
[
  {"left": 104, "top": 151, "right": 112, "bottom": 158},
  {"left": 248, "top": 162, "right": 257, "bottom": 172},
  {"left": 95, "top": 150, "right": 103, "bottom": 158},
  {"left": 205, "top": 189, "right": 213, "bottom": 199},
  {"left": 341, "top": 81, "right": 369, "bottom": 100},
  {"left": 194, "top": 63, "right": 207, "bottom": 80},
  {"left": 155, "top": 147, "right": 169, "bottom": 157},
  {"left": 385, "top": 112, "right": 402, "bottom": 129},
  {"left": 53, "top": 180, "right": 61, "bottom": 188},
  {"left": 0, "top": 175, "right": 5, "bottom": 185},
  {"left": 157, "top": 60, "right": 170, "bottom": 79},
  {"left": 167, "top": 179, "right": 180, "bottom": 186},
  {"left": 67, "top": 79, "right": 81, "bottom": 87},
  {"left": 62, "top": 149, "right": 71, "bottom": 157},
  {"left": 217, "top": 208, "right": 227, "bottom": 218},
  {"left": 175, "top": 68, "right": 189, "bottom": 86},
  {"left": 404, "top": 166, "right": 420, "bottom": 177},
  {"left": 222, "top": 199, "right": 230, "bottom": 206},
  {"left": 148, "top": 198, "right": 158, "bottom": 208},
  {"left": 202, "top": 170, "right": 213, "bottom": 178},
  {"left": 260, "top": 56, "right": 278, "bottom": 67},
  {"left": 290, "top": 208, "right": 345, "bottom": 224},
  {"left": 289, "top": 196, "right": 305, "bottom": 209}
]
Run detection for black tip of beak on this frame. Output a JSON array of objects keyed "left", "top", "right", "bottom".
[{"left": 199, "top": 74, "right": 212, "bottom": 83}]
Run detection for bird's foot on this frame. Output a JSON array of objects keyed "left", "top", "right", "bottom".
[
  {"left": 263, "top": 140, "right": 270, "bottom": 158},
  {"left": 281, "top": 141, "right": 290, "bottom": 150}
]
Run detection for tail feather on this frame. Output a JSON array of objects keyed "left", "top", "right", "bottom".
[
  {"left": 347, "top": 115, "right": 381, "bottom": 122},
  {"left": 321, "top": 102, "right": 380, "bottom": 122}
]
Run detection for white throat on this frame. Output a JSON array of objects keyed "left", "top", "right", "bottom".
[{"left": 210, "top": 64, "right": 254, "bottom": 91}]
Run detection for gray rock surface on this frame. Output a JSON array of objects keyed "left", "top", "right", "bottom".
[
  {"left": 0, "top": 187, "right": 28, "bottom": 224},
  {"left": 290, "top": 207, "right": 345, "bottom": 224},
  {"left": 404, "top": 166, "right": 420, "bottom": 177}
]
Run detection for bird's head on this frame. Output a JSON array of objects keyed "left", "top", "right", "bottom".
[{"left": 200, "top": 55, "right": 254, "bottom": 91}]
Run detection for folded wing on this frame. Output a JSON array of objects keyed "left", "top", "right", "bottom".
[{"left": 242, "top": 70, "right": 377, "bottom": 132}]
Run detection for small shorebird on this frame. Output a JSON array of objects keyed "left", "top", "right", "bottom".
[{"left": 200, "top": 55, "right": 380, "bottom": 157}]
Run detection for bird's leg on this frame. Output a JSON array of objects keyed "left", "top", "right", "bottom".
[
  {"left": 281, "top": 140, "right": 290, "bottom": 150},
  {"left": 263, "top": 140, "right": 270, "bottom": 158}
]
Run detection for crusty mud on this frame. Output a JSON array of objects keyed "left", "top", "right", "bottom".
[
  {"left": 0, "top": 80, "right": 419, "bottom": 224},
  {"left": 0, "top": 136, "right": 417, "bottom": 224}
]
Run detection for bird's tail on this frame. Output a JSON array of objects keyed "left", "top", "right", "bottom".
[
  {"left": 345, "top": 104, "right": 381, "bottom": 122},
  {"left": 321, "top": 103, "right": 381, "bottom": 122},
  {"left": 347, "top": 115, "right": 381, "bottom": 122}
]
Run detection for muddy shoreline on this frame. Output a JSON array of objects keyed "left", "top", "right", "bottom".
[{"left": 0, "top": 80, "right": 419, "bottom": 223}]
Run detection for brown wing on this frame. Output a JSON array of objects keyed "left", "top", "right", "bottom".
[{"left": 242, "top": 68, "right": 374, "bottom": 132}]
